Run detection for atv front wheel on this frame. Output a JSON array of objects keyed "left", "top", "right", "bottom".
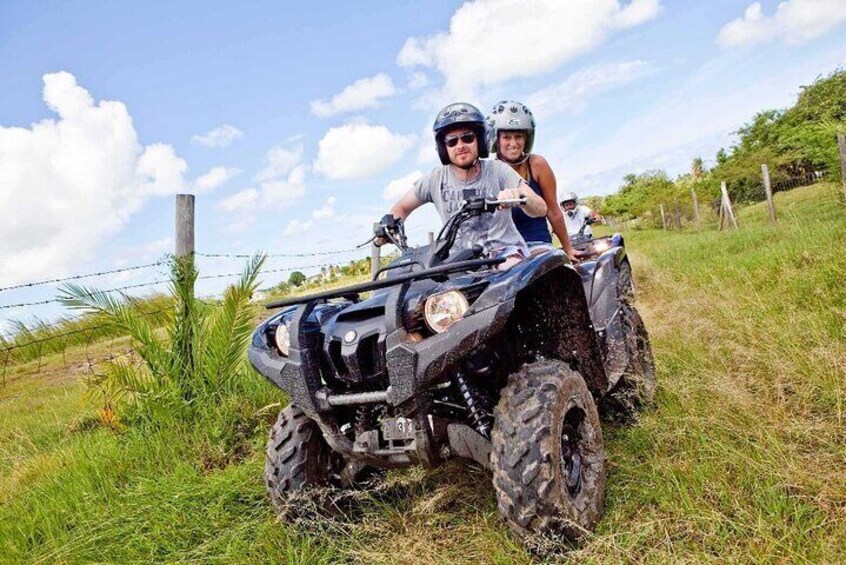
[
  {"left": 491, "top": 360, "right": 606, "bottom": 541},
  {"left": 265, "top": 404, "right": 345, "bottom": 515}
]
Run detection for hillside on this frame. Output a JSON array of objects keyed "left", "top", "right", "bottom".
[{"left": 1, "top": 183, "right": 844, "bottom": 563}]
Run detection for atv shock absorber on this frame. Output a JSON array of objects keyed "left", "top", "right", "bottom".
[
  {"left": 355, "top": 406, "right": 373, "bottom": 435},
  {"left": 454, "top": 373, "right": 490, "bottom": 438}
]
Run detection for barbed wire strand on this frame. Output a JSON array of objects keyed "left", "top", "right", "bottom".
[
  {"left": 0, "top": 260, "right": 167, "bottom": 294},
  {"left": 197, "top": 247, "right": 361, "bottom": 259},
  {"left": 1, "top": 305, "right": 173, "bottom": 355},
  {"left": 0, "top": 279, "right": 171, "bottom": 311}
]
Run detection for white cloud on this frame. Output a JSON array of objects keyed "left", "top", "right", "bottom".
[
  {"left": 115, "top": 237, "right": 173, "bottom": 265},
  {"left": 383, "top": 171, "right": 423, "bottom": 200},
  {"left": 261, "top": 164, "right": 308, "bottom": 205},
  {"left": 718, "top": 0, "right": 846, "bottom": 47},
  {"left": 397, "top": 0, "right": 661, "bottom": 95},
  {"left": 255, "top": 143, "right": 304, "bottom": 182},
  {"left": 310, "top": 73, "right": 398, "bottom": 117},
  {"left": 407, "top": 72, "right": 430, "bottom": 90},
  {"left": 217, "top": 188, "right": 259, "bottom": 212},
  {"left": 215, "top": 141, "right": 310, "bottom": 233},
  {"left": 312, "top": 196, "right": 337, "bottom": 219},
  {"left": 191, "top": 124, "right": 243, "bottom": 147},
  {"left": 0, "top": 71, "right": 188, "bottom": 287},
  {"left": 215, "top": 188, "right": 259, "bottom": 232},
  {"left": 313, "top": 123, "right": 415, "bottom": 179},
  {"left": 193, "top": 166, "right": 240, "bottom": 193},
  {"left": 553, "top": 43, "right": 846, "bottom": 196},
  {"left": 283, "top": 218, "right": 313, "bottom": 236},
  {"left": 527, "top": 60, "right": 654, "bottom": 117}
]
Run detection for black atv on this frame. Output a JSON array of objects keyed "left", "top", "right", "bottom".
[{"left": 249, "top": 191, "right": 655, "bottom": 542}]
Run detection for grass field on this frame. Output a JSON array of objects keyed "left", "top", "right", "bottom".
[{"left": 1, "top": 183, "right": 844, "bottom": 563}]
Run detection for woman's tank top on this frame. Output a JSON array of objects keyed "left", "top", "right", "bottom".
[{"left": 511, "top": 156, "right": 551, "bottom": 244}]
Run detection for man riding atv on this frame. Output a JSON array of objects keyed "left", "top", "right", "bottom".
[
  {"left": 380, "top": 102, "right": 546, "bottom": 270},
  {"left": 561, "top": 191, "right": 601, "bottom": 238},
  {"left": 248, "top": 103, "right": 656, "bottom": 546}
]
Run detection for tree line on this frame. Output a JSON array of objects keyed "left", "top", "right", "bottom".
[{"left": 597, "top": 68, "right": 846, "bottom": 226}]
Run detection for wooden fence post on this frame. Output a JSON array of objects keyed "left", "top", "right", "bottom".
[
  {"left": 673, "top": 199, "right": 682, "bottom": 229},
  {"left": 175, "top": 194, "right": 195, "bottom": 257},
  {"left": 720, "top": 181, "right": 738, "bottom": 230},
  {"left": 761, "top": 164, "right": 777, "bottom": 223},
  {"left": 690, "top": 187, "right": 701, "bottom": 231},
  {"left": 660, "top": 204, "right": 667, "bottom": 230},
  {"left": 838, "top": 133, "right": 846, "bottom": 201},
  {"left": 371, "top": 222, "right": 381, "bottom": 279}
]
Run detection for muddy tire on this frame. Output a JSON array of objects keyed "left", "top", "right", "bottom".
[
  {"left": 265, "top": 404, "right": 344, "bottom": 516},
  {"left": 603, "top": 261, "right": 656, "bottom": 422},
  {"left": 618, "top": 259, "right": 635, "bottom": 301},
  {"left": 491, "top": 360, "right": 606, "bottom": 541}
]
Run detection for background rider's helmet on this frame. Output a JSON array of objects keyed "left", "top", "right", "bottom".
[
  {"left": 433, "top": 102, "right": 489, "bottom": 166},
  {"left": 560, "top": 191, "right": 579, "bottom": 207},
  {"left": 486, "top": 100, "right": 536, "bottom": 157}
]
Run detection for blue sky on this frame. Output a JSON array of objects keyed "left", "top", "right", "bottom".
[{"left": 2, "top": 0, "right": 845, "bottom": 329}]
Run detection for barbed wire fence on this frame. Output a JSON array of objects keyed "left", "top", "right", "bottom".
[{"left": 0, "top": 195, "right": 379, "bottom": 385}]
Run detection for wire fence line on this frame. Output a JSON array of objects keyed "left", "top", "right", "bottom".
[
  {"left": 0, "top": 243, "right": 377, "bottom": 374},
  {"left": 1, "top": 246, "right": 368, "bottom": 296},
  {"left": 0, "top": 260, "right": 168, "bottom": 294},
  {"left": 0, "top": 279, "right": 173, "bottom": 310},
  {"left": 196, "top": 247, "right": 362, "bottom": 259},
  {"left": 627, "top": 167, "right": 838, "bottom": 232}
]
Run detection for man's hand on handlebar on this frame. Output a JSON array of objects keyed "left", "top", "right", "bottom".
[
  {"left": 495, "top": 188, "right": 528, "bottom": 210},
  {"left": 374, "top": 214, "right": 405, "bottom": 248}
]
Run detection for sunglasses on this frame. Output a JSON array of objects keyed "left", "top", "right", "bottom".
[{"left": 444, "top": 132, "right": 476, "bottom": 148}]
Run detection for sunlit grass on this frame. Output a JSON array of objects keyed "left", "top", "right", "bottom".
[{"left": 1, "top": 183, "right": 843, "bottom": 563}]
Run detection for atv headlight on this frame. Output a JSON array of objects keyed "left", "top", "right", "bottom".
[
  {"left": 274, "top": 323, "right": 291, "bottom": 356},
  {"left": 424, "top": 290, "right": 469, "bottom": 334},
  {"left": 593, "top": 239, "right": 611, "bottom": 253}
]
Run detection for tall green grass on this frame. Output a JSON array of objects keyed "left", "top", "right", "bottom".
[
  {"left": 1, "top": 183, "right": 843, "bottom": 563},
  {"left": 0, "top": 296, "right": 173, "bottom": 367}
]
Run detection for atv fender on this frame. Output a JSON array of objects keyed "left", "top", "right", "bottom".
[
  {"left": 583, "top": 247, "right": 628, "bottom": 331},
  {"left": 490, "top": 251, "right": 610, "bottom": 398}
]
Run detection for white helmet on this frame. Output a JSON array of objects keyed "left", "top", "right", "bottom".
[
  {"left": 486, "top": 100, "right": 536, "bottom": 159},
  {"left": 560, "top": 192, "right": 578, "bottom": 206}
]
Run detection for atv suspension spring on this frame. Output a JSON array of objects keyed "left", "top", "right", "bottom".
[
  {"left": 455, "top": 373, "right": 490, "bottom": 438},
  {"left": 355, "top": 406, "right": 373, "bottom": 435}
]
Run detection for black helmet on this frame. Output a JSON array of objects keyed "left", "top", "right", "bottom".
[
  {"left": 486, "top": 100, "right": 536, "bottom": 158},
  {"left": 433, "top": 102, "right": 489, "bottom": 165}
]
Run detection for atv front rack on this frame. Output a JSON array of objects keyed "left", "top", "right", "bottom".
[{"left": 265, "top": 257, "right": 505, "bottom": 309}]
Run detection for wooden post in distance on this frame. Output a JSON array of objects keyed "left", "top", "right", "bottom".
[
  {"left": 690, "top": 187, "right": 701, "bottom": 231},
  {"left": 761, "top": 164, "right": 777, "bottom": 223}
]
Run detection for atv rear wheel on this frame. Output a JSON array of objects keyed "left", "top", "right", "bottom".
[
  {"left": 265, "top": 404, "right": 345, "bottom": 516},
  {"left": 491, "top": 360, "right": 606, "bottom": 541}
]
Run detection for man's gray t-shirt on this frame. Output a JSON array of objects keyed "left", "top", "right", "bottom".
[{"left": 413, "top": 160, "right": 528, "bottom": 256}]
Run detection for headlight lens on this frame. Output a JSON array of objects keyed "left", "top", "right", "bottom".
[
  {"left": 424, "top": 290, "right": 469, "bottom": 333},
  {"left": 593, "top": 239, "right": 611, "bottom": 253},
  {"left": 274, "top": 323, "right": 291, "bottom": 356}
]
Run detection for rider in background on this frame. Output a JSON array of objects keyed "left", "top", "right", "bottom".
[
  {"left": 560, "top": 192, "right": 601, "bottom": 238},
  {"left": 382, "top": 102, "right": 546, "bottom": 270},
  {"left": 486, "top": 100, "right": 578, "bottom": 263}
]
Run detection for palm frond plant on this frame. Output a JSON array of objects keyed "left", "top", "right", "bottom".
[{"left": 60, "top": 253, "right": 266, "bottom": 423}]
